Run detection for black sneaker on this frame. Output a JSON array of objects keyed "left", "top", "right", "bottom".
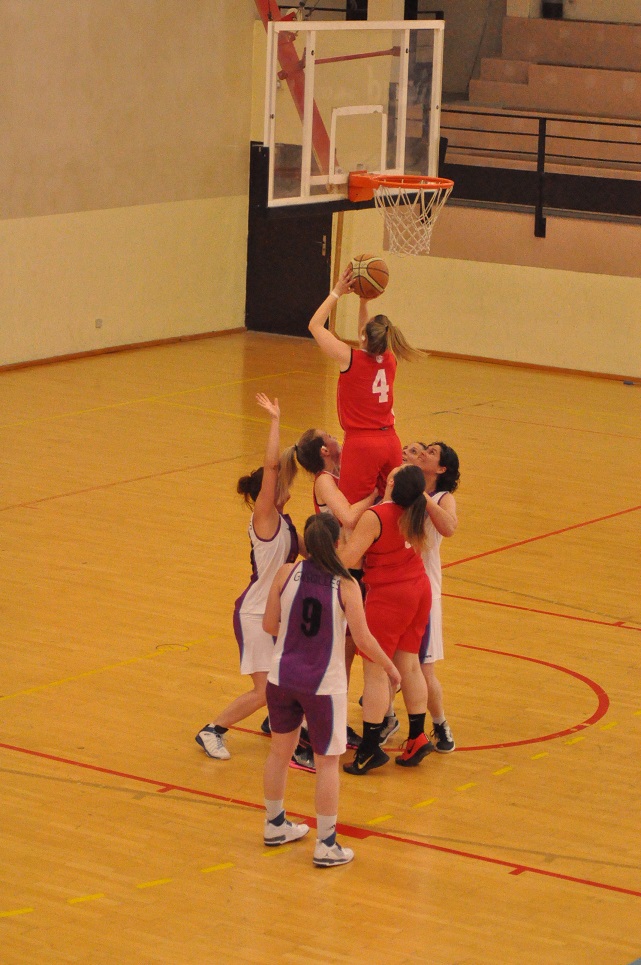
[
  {"left": 432, "top": 720, "right": 455, "bottom": 753},
  {"left": 290, "top": 743, "right": 315, "bottom": 772},
  {"left": 343, "top": 745, "right": 389, "bottom": 775},
  {"left": 260, "top": 716, "right": 271, "bottom": 735},
  {"left": 346, "top": 725, "right": 362, "bottom": 750}
]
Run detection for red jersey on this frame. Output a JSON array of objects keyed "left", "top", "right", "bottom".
[
  {"left": 313, "top": 470, "right": 338, "bottom": 516},
  {"left": 337, "top": 349, "right": 396, "bottom": 431},
  {"left": 363, "top": 502, "right": 425, "bottom": 588}
]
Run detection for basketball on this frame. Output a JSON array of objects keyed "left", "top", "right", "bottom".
[{"left": 350, "top": 254, "right": 389, "bottom": 300}]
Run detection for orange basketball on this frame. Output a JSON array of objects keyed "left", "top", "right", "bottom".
[{"left": 350, "top": 254, "right": 389, "bottom": 300}]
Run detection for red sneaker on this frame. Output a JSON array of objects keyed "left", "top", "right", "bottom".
[{"left": 395, "top": 732, "right": 434, "bottom": 767}]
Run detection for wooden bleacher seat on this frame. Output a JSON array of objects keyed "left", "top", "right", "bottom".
[{"left": 428, "top": 14, "right": 641, "bottom": 182}]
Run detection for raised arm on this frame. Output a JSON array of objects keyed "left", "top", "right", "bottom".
[
  {"left": 308, "top": 265, "right": 354, "bottom": 368},
  {"left": 358, "top": 296, "right": 370, "bottom": 341},
  {"left": 252, "top": 393, "right": 282, "bottom": 540},
  {"left": 341, "top": 578, "right": 401, "bottom": 689},
  {"left": 424, "top": 491, "right": 458, "bottom": 538}
]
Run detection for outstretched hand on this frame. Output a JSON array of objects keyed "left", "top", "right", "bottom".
[{"left": 256, "top": 392, "right": 280, "bottom": 420}]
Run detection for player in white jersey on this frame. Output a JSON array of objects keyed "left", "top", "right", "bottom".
[
  {"left": 195, "top": 394, "right": 299, "bottom": 761},
  {"left": 402, "top": 441, "right": 460, "bottom": 753},
  {"left": 262, "top": 513, "right": 400, "bottom": 867}
]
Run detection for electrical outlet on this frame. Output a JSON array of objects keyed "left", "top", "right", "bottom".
[{"left": 95, "top": 318, "right": 103, "bottom": 328}]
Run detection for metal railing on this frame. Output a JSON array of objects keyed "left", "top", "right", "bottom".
[{"left": 439, "top": 106, "right": 641, "bottom": 236}]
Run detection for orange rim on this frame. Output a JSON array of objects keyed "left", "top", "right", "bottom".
[
  {"left": 373, "top": 174, "right": 453, "bottom": 190},
  {"left": 348, "top": 171, "right": 453, "bottom": 202}
]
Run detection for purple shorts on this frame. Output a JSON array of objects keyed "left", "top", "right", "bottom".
[{"left": 266, "top": 682, "right": 347, "bottom": 756}]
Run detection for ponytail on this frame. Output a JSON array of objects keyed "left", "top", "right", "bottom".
[
  {"left": 237, "top": 467, "right": 263, "bottom": 506},
  {"left": 279, "top": 428, "right": 326, "bottom": 494},
  {"left": 392, "top": 464, "right": 428, "bottom": 553},
  {"left": 279, "top": 444, "right": 299, "bottom": 498},
  {"left": 364, "top": 315, "right": 423, "bottom": 362},
  {"left": 303, "top": 514, "right": 353, "bottom": 581}
]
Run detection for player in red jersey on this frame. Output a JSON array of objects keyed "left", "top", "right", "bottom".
[
  {"left": 308, "top": 266, "right": 421, "bottom": 504},
  {"left": 339, "top": 464, "right": 434, "bottom": 774}
]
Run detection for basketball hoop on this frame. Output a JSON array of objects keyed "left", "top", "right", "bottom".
[{"left": 348, "top": 172, "right": 454, "bottom": 256}]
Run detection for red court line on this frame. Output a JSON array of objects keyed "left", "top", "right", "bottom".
[
  {"left": 240, "top": 644, "right": 609, "bottom": 752},
  {"left": 1, "top": 741, "right": 638, "bottom": 899},
  {"left": 443, "top": 592, "right": 641, "bottom": 633},
  {"left": 443, "top": 503, "right": 641, "bottom": 569},
  {"left": 451, "top": 644, "right": 609, "bottom": 750}
]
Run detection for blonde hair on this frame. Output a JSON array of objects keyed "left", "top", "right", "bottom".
[
  {"left": 364, "top": 315, "right": 423, "bottom": 362},
  {"left": 279, "top": 428, "right": 325, "bottom": 494}
]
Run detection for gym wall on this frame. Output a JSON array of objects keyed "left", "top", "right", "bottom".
[{"left": 1, "top": 0, "right": 255, "bottom": 367}]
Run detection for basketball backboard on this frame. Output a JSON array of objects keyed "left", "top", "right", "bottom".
[{"left": 263, "top": 20, "right": 445, "bottom": 208}]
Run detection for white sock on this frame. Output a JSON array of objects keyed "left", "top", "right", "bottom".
[
  {"left": 317, "top": 814, "right": 337, "bottom": 845},
  {"left": 265, "top": 799, "right": 284, "bottom": 823},
  {"left": 432, "top": 716, "right": 446, "bottom": 726}
]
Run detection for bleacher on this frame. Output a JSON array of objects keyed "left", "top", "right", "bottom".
[{"left": 435, "top": 15, "right": 641, "bottom": 184}]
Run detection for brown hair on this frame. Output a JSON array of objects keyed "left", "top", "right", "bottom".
[
  {"left": 303, "top": 514, "right": 353, "bottom": 581},
  {"left": 237, "top": 464, "right": 289, "bottom": 508},
  {"left": 392, "top": 464, "right": 428, "bottom": 553},
  {"left": 364, "top": 315, "right": 423, "bottom": 361},
  {"left": 237, "top": 467, "right": 263, "bottom": 506},
  {"left": 279, "top": 429, "right": 325, "bottom": 493}
]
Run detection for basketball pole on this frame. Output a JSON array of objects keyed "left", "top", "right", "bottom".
[{"left": 329, "top": 211, "right": 344, "bottom": 335}]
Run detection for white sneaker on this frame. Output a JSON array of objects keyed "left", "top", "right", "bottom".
[
  {"left": 379, "top": 713, "right": 400, "bottom": 746},
  {"left": 195, "top": 725, "right": 231, "bottom": 760},
  {"left": 313, "top": 840, "right": 355, "bottom": 868},
  {"left": 264, "top": 817, "right": 310, "bottom": 847}
]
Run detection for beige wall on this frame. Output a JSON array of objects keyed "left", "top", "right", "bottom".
[
  {"left": 0, "top": 196, "right": 248, "bottom": 366},
  {"left": 1, "top": 1, "right": 255, "bottom": 366},
  {"left": 334, "top": 206, "right": 641, "bottom": 378}
]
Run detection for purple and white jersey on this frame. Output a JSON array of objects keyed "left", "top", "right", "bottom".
[
  {"left": 234, "top": 512, "right": 298, "bottom": 617},
  {"left": 268, "top": 560, "right": 348, "bottom": 696}
]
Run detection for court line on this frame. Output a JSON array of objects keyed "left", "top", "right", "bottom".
[
  {"left": 1, "top": 740, "right": 638, "bottom": 900},
  {"left": 0, "top": 637, "right": 215, "bottom": 702},
  {"left": 450, "top": 644, "right": 609, "bottom": 750},
  {"left": 0, "top": 452, "right": 253, "bottom": 513},
  {"left": 0, "top": 369, "right": 306, "bottom": 431},
  {"left": 443, "top": 503, "right": 641, "bottom": 570},
  {"left": 239, "top": 646, "right": 609, "bottom": 753},
  {"left": 442, "top": 591, "right": 641, "bottom": 633},
  {"left": 448, "top": 408, "right": 641, "bottom": 443}
]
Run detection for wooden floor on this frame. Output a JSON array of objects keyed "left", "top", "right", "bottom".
[{"left": 2, "top": 331, "right": 640, "bottom": 965}]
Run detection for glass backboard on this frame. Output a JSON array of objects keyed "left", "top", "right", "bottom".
[{"left": 263, "top": 20, "right": 445, "bottom": 207}]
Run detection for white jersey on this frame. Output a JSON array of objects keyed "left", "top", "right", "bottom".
[
  {"left": 235, "top": 512, "right": 298, "bottom": 617},
  {"left": 420, "top": 490, "right": 446, "bottom": 663}
]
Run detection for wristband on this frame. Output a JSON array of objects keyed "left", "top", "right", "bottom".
[{"left": 329, "top": 289, "right": 340, "bottom": 300}]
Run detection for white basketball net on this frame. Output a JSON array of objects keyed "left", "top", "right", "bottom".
[{"left": 373, "top": 181, "right": 453, "bottom": 256}]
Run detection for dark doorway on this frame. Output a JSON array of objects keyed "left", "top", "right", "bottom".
[{"left": 246, "top": 144, "right": 333, "bottom": 338}]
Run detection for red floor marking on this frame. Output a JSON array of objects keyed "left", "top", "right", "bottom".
[
  {"left": 450, "top": 644, "right": 609, "bottom": 750},
  {"left": 2, "top": 740, "right": 639, "bottom": 899},
  {"left": 442, "top": 592, "right": 641, "bottom": 633},
  {"left": 236, "top": 645, "right": 609, "bottom": 751},
  {"left": 443, "top": 503, "right": 641, "bottom": 569}
]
